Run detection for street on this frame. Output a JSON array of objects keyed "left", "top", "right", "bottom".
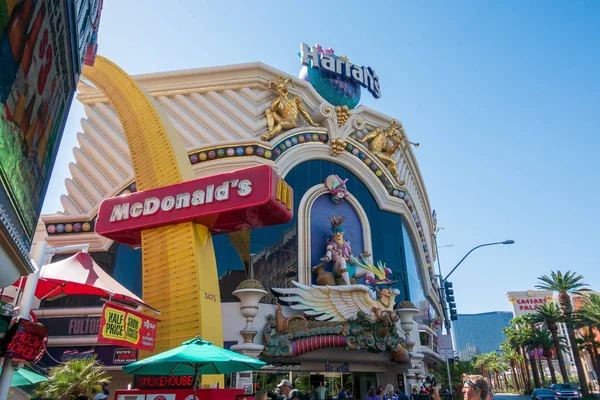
[{"left": 494, "top": 395, "right": 530, "bottom": 400}]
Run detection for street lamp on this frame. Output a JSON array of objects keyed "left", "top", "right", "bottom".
[
  {"left": 433, "top": 236, "right": 514, "bottom": 392},
  {"left": 442, "top": 240, "right": 514, "bottom": 283}
]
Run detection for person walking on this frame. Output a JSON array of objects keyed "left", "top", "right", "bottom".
[
  {"left": 316, "top": 382, "right": 327, "bottom": 400},
  {"left": 382, "top": 385, "right": 398, "bottom": 400},
  {"left": 277, "top": 379, "right": 303, "bottom": 400},
  {"left": 410, "top": 388, "right": 418, "bottom": 400},
  {"left": 338, "top": 387, "right": 349, "bottom": 400},
  {"left": 366, "top": 386, "right": 380, "bottom": 400}
]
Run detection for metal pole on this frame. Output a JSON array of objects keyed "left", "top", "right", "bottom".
[
  {"left": 443, "top": 240, "right": 514, "bottom": 283},
  {"left": 434, "top": 233, "right": 453, "bottom": 392},
  {"left": 446, "top": 358, "right": 452, "bottom": 394},
  {"left": 0, "top": 241, "right": 48, "bottom": 400}
]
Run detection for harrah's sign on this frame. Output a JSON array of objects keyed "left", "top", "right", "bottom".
[
  {"left": 300, "top": 43, "right": 381, "bottom": 99},
  {"left": 96, "top": 165, "right": 293, "bottom": 247}
]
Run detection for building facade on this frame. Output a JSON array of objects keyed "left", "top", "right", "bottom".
[
  {"left": 452, "top": 311, "right": 513, "bottom": 361},
  {"left": 26, "top": 50, "right": 444, "bottom": 396}
]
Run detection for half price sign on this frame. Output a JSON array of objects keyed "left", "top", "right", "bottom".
[{"left": 98, "top": 302, "right": 157, "bottom": 351}]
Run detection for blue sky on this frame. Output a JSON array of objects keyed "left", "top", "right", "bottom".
[{"left": 41, "top": 1, "right": 600, "bottom": 314}]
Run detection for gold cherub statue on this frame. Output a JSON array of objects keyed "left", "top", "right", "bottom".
[
  {"left": 359, "top": 120, "right": 418, "bottom": 184},
  {"left": 261, "top": 75, "right": 319, "bottom": 141}
]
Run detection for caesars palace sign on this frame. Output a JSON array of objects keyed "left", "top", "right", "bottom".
[
  {"left": 96, "top": 165, "right": 293, "bottom": 247},
  {"left": 507, "top": 290, "right": 554, "bottom": 316}
]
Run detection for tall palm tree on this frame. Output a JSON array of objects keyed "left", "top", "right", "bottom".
[
  {"left": 514, "top": 315, "right": 543, "bottom": 388},
  {"left": 35, "top": 356, "right": 110, "bottom": 400},
  {"left": 533, "top": 328, "right": 561, "bottom": 384},
  {"left": 532, "top": 302, "right": 570, "bottom": 382},
  {"left": 501, "top": 342, "right": 521, "bottom": 392},
  {"left": 536, "top": 270, "right": 590, "bottom": 396},
  {"left": 504, "top": 326, "right": 530, "bottom": 390},
  {"left": 575, "top": 292, "right": 600, "bottom": 388}
]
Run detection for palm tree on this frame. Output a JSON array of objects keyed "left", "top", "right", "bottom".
[
  {"left": 501, "top": 342, "right": 521, "bottom": 392},
  {"left": 532, "top": 302, "right": 570, "bottom": 382},
  {"left": 575, "top": 292, "right": 600, "bottom": 388},
  {"left": 35, "top": 356, "right": 110, "bottom": 400},
  {"left": 514, "top": 316, "right": 543, "bottom": 388},
  {"left": 505, "top": 323, "right": 533, "bottom": 390},
  {"left": 536, "top": 270, "right": 590, "bottom": 396},
  {"left": 533, "top": 328, "right": 562, "bottom": 384}
]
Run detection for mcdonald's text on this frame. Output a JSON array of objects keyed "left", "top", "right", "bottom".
[{"left": 95, "top": 165, "right": 294, "bottom": 247}]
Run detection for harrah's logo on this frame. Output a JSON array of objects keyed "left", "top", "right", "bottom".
[
  {"left": 109, "top": 179, "right": 252, "bottom": 222},
  {"left": 300, "top": 43, "right": 381, "bottom": 99},
  {"left": 143, "top": 320, "right": 156, "bottom": 330}
]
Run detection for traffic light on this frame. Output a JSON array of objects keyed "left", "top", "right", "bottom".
[
  {"left": 444, "top": 282, "right": 458, "bottom": 321},
  {"left": 444, "top": 281, "right": 454, "bottom": 302},
  {"left": 448, "top": 301, "right": 458, "bottom": 321}
]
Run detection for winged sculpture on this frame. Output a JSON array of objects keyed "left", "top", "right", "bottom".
[{"left": 272, "top": 280, "right": 400, "bottom": 322}]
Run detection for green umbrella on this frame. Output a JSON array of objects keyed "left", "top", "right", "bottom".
[
  {"left": 123, "top": 336, "right": 265, "bottom": 378},
  {"left": 0, "top": 367, "right": 47, "bottom": 386}
]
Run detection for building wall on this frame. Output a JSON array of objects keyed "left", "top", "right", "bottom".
[{"left": 453, "top": 311, "right": 513, "bottom": 360}]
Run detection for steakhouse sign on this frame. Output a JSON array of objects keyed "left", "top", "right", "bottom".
[{"left": 96, "top": 165, "right": 294, "bottom": 247}]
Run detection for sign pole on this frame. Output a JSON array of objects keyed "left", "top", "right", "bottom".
[
  {"left": 0, "top": 241, "right": 47, "bottom": 400},
  {"left": 446, "top": 358, "right": 452, "bottom": 393}
]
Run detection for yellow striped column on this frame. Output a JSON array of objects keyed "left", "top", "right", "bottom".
[{"left": 82, "top": 57, "right": 223, "bottom": 386}]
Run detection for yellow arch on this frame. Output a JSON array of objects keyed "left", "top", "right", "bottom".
[{"left": 82, "top": 57, "right": 223, "bottom": 385}]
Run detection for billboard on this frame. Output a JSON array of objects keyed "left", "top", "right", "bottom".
[
  {"left": 98, "top": 302, "right": 158, "bottom": 351},
  {"left": 506, "top": 289, "right": 554, "bottom": 317},
  {"left": 0, "top": 0, "right": 101, "bottom": 280}
]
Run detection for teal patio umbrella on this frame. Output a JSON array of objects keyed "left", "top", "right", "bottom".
[
  {"left": 123, "top": 336, "right": 265, "bottom": 386},
  {"left": 0, "top": 367, "right": 47, "bottom": 386}
]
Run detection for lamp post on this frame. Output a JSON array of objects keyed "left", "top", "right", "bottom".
[{"left": 433, "top": 234, "right": 514, "bottom": 392}]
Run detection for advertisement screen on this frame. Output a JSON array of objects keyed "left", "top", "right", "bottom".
[{"left": 0, "top": 0, "right": 76, "bottom": 253}]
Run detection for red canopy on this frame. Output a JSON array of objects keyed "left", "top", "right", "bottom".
[{"left": 12, "top": 252, "right": 158, "bottom": 313}]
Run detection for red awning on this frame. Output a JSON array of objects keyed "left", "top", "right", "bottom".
[{"left": 12, "top": 252, "right": 158, "bottom": 313}]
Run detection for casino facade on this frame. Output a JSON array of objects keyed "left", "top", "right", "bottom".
[{"left": 31, "top": 46, "right": 445, "bottom": 396}]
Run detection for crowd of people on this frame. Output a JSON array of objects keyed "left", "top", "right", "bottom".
[{"left": 255, "top": 374, "right": 493, "bottom": 400}]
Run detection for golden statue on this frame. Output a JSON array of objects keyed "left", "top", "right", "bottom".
[
  {"left": 359, "top": 120, "right": 418, "bottom": 183},
  {"left": 261, "top": 76, "right": 319, "bottom": 141}
]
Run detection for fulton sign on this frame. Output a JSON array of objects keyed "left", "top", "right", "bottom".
[{"left": 96, "top": 165, "right": 294, "bottom": 247}]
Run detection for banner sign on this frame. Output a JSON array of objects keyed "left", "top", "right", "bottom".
[
  {"left": 95, "top": 165, "right": 294, "bottom": 247},
  {"left": 41, "top": 345, "right": 138, "bottom": 367},
  {"left": 98, "top": 302, "right": 157, "bottom": 351},
  {"left": 134, "top": 375, "right": 196, "bottom": 390}
]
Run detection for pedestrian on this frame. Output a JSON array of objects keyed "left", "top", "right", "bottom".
[
  {"left": 256, "top": 390, "right": 269, "bottom": 400},
  {"left": 316, "top": 382, "right": 327, "bottom": 400},
  {"left": 382, "top": 384, "right": 398, "bottom": 400},
  {"left": 410, "top": 388, "right": 418, "bottom": 400},
  {"left": 455, "top": 375, "right": 489, "bottom": 400},
  {"left": 311, "top": 385, "right": 317, "bottom": 400},
  {"left": 338, "top": 387, "right": 348, "bottom": 400},
  {"left": 366, "top": 386, "right": 379, "bottom": 400},
  {"left": 277, "top": 379, "right": 303, "bottom": 400},
  {"left": 377, "top": 386, "right": 385, "bottom": 398},
  {"left": 396, "top": 387, "right": 409, "bottom": 400}
]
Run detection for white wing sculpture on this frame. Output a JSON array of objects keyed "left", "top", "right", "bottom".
[{"left": 273, "top": 281, "right": 392, "bottom": 322}]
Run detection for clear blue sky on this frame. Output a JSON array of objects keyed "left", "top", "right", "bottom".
[{"left": 41, "top": 1, "right": 600, "bottom": 314}]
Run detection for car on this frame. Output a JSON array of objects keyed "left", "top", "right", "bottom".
[
  {"left": 532, "top": 389, "right": 559, "bottom": 400},
  {"left": 550, "top": 384, "right": 581, "bottom": 400}
]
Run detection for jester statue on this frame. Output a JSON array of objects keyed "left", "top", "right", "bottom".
[
  {"left": 321, "top": 216, "right": 374, "bottom": 286},
  {"left": 261, "top": 75, "right": 320, "bottom": 141},
  {"left": 273, "top": 257, "right": 400, "bottom": 321}
]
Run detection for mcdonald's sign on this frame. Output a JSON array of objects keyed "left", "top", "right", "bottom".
[
  {"left": 96, "top": 165, "right": 294, "bottom": 246},
  {"left": 276, "top": 179, "right": 293, "bottom": 210}
]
